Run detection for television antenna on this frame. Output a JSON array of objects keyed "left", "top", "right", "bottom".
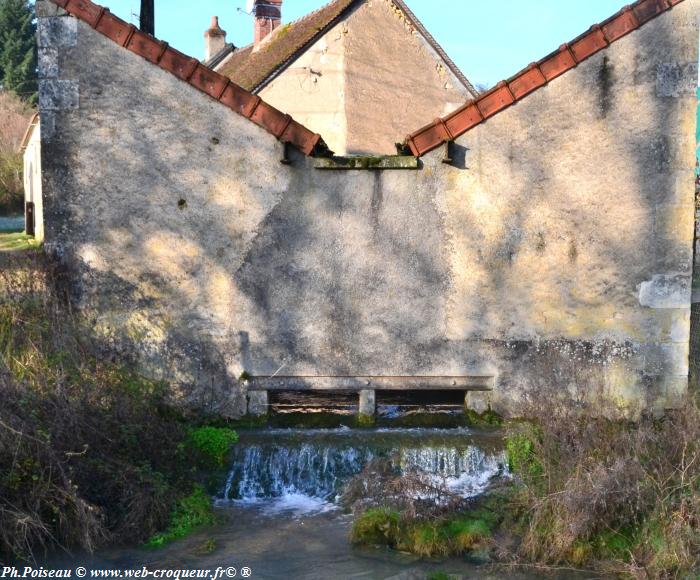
[{"left": 237, "top": 0, "right": 255, "bottom": 15}]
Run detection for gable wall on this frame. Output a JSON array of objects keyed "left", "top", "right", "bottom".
[
  {"left": 259, "top": 17, "right": 349, "bottom": 154},
  {"left": 37, "top": 0, "right": 699, "bottom": 419},
  {"left": 259, "top": 0, "right": 472, "bottom": 155},
  {"left": 343, "top": 0, "right": 471, "bottom": 154}
]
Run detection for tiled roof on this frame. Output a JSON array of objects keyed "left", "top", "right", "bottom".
[
  {"left": 405, "top": 0, "right": 686, "bottom": 158},
  {"left": 47, "top": 0, "right": 331, "bottom": 157},
  {"left": 217, "top": 0, "right": 477, "bottom": 97}
]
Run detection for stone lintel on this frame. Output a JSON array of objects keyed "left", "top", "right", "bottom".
[{"left": 246, "top": 375, "right": 495, "bottom": 392}]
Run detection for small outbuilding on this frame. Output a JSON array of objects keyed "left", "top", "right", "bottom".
[{"left": 19, "top": 113, "right": 43, "bottom": 242}]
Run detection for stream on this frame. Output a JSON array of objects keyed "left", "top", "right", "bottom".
[{"left": 64, "top": 425, "right": 588, "bottom": 579}]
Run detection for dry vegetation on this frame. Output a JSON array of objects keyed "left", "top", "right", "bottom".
[
  {"left": 0, "top": 91, "right": 34, "bottom": 213},
  {"left": 350, "top": 395, "right": 700, "bottom": 578},
  {"left": 0, "top": 249, "right": 235, "bottom": 562},
  {"left": 503, "top": 398, "right": 700, "bottom": 578}
]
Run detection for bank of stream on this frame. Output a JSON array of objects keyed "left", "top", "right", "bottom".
[{"left": 65, "top": 419, "right": 587, "bottom": 579}]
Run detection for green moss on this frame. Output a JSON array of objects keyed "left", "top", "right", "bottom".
[
  {"left": 356, "top": 413, "right": 376, "bottom": 427},
  {"left": 505, "top": 428, "right": 543, "bottom": 478},
  {"left": 350, "top": 508, "right": 401, "bottom": 546},
  {"left": 188, "top": 426, "right": 238, "bottom": 466},
  {"left": 427, "top": 573, "right": 451, "bottom": 580},
  {"left": 146, "top": 485, "right": 216, "bottom": 548},
  {"left": 445, "top": 518, "right": 492, "bottom": 551},
  {"left": 464, "top": 408, "right": 503, "bottom": 428}
]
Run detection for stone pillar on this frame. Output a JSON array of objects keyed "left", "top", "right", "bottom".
[
  {"left": 248, "top": 390, "right": 269, "bottom": 416},
  {"left": 465, "top": 391, "right": 491, "bottom": 415},
  {"left": 358, "top": 389, "right": 376, "bottom": 417}
]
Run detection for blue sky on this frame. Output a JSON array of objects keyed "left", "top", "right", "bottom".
[{"left": 100, "top": 0, "right": 628, "bottom": 89}]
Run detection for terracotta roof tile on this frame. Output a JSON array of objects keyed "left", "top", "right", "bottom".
[
  {"left": 217, "top": 0, "right": 477, "bottom": 97},
  {"left": 405, "top": 0, "right": 686, "bottom": 158},
  {"left": 47, "top": 0, "right": 331, "bottom": 157},
  {"left": 217, "top": 0, "right": 357, "bottom": 92}
]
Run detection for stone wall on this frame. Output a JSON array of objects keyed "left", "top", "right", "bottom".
[{"left": 37, "top": 0, "right": 699, "bottom": 419}]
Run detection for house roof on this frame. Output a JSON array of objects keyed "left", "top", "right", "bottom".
[
  {"left": 47, "top": 0, "right": 331, "bottom": 157},
  {"left": 18, "top": 112, "right": 40, "bottom": 154},
  {"left": 216, "top": 0, "right": 478, "bottom": 96},
  {"left": 404, "top": 0, "right": 686, "bottom": 158}
]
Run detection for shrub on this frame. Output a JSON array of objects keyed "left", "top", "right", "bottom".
[
  {"left": 0, "top": 252, "right": 214, "bottom": 561},
  {"left": 504, "top": 397, "right": 700, "bottom": 577},
  {"left": 188, "top": 426, "right": 238, "bottom": 466}
]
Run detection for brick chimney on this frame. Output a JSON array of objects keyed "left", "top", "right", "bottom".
[
  {"left": 254, "top": 0, "right": 282, "bottom": 45},
  {"left": 204, "top": 16, "right": 227, "bottom": 62}
]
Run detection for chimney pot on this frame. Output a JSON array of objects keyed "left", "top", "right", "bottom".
[
  {"left": 254, "top": 0, "right": 282, "bottom": 46},
  {"left": 204, "top": 15, "right": 227, "bottom": 62}
]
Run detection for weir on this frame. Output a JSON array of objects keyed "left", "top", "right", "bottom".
[{"left": 218, "top": 428, "right": 507, "bottom": 511}]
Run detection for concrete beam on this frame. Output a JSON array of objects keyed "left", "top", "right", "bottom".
[{"left": 247, "top": 375, "right": 495, "bottom": 391}]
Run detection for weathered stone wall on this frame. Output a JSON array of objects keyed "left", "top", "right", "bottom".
[
  {"left": 37, "top": 0, "right": 698, "bottom": 419},
  {"left": 256, "top": 0, "right": 472, "bottom": 155}
]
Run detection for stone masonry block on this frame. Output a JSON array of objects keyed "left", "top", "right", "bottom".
[
  {"left": 247, "top": 391, "right": 269, "bottom": 416},
  {"left": 639, "top": 274, "right": 691, "bottom": 309},
  {"left": 39, "top": 79, "right": 79, "bottom": 111},
  {"left": 38, "top": 17, "right": 77, "bottom": 48}
]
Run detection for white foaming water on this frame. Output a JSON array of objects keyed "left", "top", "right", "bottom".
[
  {"left": 228, "top": 493, "right": 338, "bottom": 517},
  {"left": 218, "top": 429, "right": 507, "bottom": 514}
]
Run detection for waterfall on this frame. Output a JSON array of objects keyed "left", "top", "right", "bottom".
[{"left": 219, "top": 428, "right": 507, "bottom": 507}]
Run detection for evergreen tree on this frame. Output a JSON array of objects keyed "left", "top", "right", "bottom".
[{"left": 0, "top": 0, "right": 37, "bottom": 103}]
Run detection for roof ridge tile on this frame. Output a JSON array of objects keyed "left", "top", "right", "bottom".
[
  {"left": 405, "top": 0, "right": 685, "bottom": 157},
  {"left": 47, "top": 0, "right": 330, "bottom": 157}
]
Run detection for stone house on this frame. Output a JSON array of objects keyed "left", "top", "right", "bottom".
[
  {"left": 19, "top": 113, "right": 43, "bottom": 242},
  {"left": 33, "top": 0, "right": 698, "bottom": 420},
  {"left": 205, "top": 0, "right": 479, "bottom": 155}
]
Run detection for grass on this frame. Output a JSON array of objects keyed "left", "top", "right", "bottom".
[
  {"left": 146, "top": 485, "right": 216, "bottom": 548},
  {"left": 350, "top": 508, "right": 401, "bottom": 547},
  {"left": 351, "top": 505, "right": 497, "bottom": 557},
  {"left": 0, "top": 232, "right": 39, "bottom": 251}
]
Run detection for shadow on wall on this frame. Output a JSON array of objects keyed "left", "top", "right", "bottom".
[{"left": 41, "top": 8, "right": 698, "bottom": 417}]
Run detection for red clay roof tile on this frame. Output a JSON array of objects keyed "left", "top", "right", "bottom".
[
  {"left": 405, "top": 0, "right": 684, "bottom": 158},
  {"left": 48, "top": 0, "right": 330, "bottom": 157},
  {"left": 216, "top": 0, "right": 478, "bottom": 97}
]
